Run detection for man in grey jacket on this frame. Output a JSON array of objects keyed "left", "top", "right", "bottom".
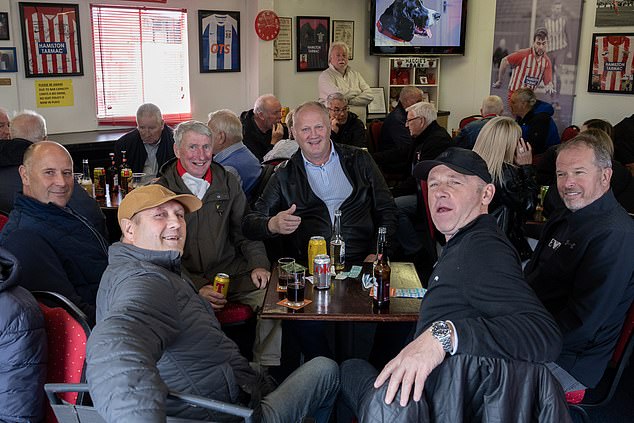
[{"left": 86, "top": 184, "right": 339, "bottom": 423}]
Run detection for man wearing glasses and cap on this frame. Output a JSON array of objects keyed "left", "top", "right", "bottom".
[
  {"left": 339, "top": 148, "right": 568, "bottom": 421},
  {"left": 86, "top": 184, "right": 339, "bottom": 423}
]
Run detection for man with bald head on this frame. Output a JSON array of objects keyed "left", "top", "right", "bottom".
[
  {"left": 240, "top": 94, "right": 289, "bottom": 161},
  {"left": 0, "top": 107, "right": 10, "bottom": 140},
  {"left": 0, "top": 142, "right": 108, "bottom": 324},
  {"left": 0, "top": 110, "right": 106, "bottom": 236}
]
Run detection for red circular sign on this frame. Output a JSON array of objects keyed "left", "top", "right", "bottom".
[{"left": 255, "top": 10, "right": 280, "bottom": 41}]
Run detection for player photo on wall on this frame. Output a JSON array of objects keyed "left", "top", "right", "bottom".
[
  {"left": 199, "top": 10, "right": 240, "bottom": 73},
  {"left": 19, "top": 2, "right": 84, "bottom": 78},
  {"left": 588, "top": 33, "right": 634, "bottom": 94}
]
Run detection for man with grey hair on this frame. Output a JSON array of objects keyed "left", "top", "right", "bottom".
[
  {"left": 240, "top": 94, "right": 289, "bottom": 161},
  {"left": 319, "top": 42, "right": 373, "bottom": 122},
  {"left": 525, "top": 134, "right": 634, "bottom": 392},
  {"left": 115, "top": 103, "right": 175, "bottom": 176},
  {"left": 208, "top": 109, "right": 262, "bottom": 197},
  {"left": 158, "top": 121, "right": 278, "bottom": 366},
  {"left": 0, "top": 107, "right": 10, "bottom": 140},
  {"left": 0, "top": 111, "right": 106, "bottom": 238},
  {"left": 373, "top": 86, "right": 424, "bottom": 174},
  {"left": 454, "top": 95, "right": 504, "bottom": 150},
  {"left": 326, "top": 92, "right": 367, "bottom": 148},
  {"left": 510, "top": 87, "right": 560, "bottom": 155}
]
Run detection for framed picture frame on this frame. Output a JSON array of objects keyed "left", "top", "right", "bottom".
[
  {"left": 274, "top": 16, "right": 292, "bottom": 61},
  {"left": 595, "top": 2, "right": 634, "bottom": 26},
  {"left": 588, "top": 33, "right": 634, "bottom": 94},
  {"left": 332, "top": 20, "right": 354, "bottom": 60},
  {"left": 0, "top": 47, "right": 18, "bottom": 72},
  {"left": 19, "top": 2, "right": 84, "bottom": 78},
  {"left": 0, "top": 12, "right": 9, "bottom": 41},
  {"left": 367, "top": 87, "right": 386, "bottom": 114},
  {"left": 296, "top": 16, "right": 329, "bottom": 72},
  {"left": 198, "top": 10, "right": 241, "bottom": 73}
]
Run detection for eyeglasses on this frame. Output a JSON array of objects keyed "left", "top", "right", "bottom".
[
  {"left": 406, "top": 116, "right": 422, "bottom": 124},
  {"left": 328, "top": 107, "right": 348, "bottom": 114}
]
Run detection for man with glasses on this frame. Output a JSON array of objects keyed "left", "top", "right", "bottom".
[
  {"left": 326, "top": 92, "right": 367, "bottom": 148},
  {"left": 115, "top": 103, "right": 175, "bottom": 177},
  {"left": 240, "top": 94, "right": 289, "bottom": 162}
]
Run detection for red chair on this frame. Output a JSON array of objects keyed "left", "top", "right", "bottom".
[
  {"left": 0, "top": 213, "right": 8, "bottom": 231},
  {"left": 33, "top": 291, "right": 91, "bottom": 423},
  {"left": 459, "top": 114, "right": 482, "bottom": 129},
  {"left": 367, "top": 120, "right": 383, "bottom": 154},
  {"left": 568, "top": 300, "right": 634, "bottom": 422}
]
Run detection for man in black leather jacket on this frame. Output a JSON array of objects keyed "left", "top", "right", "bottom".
[{"left": 243, "top": 101, "right": 397, "bottom": 264}]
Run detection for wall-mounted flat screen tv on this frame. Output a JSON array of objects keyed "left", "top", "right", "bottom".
[{"left": 371, "top": 0, "right": 468, "bottom": 56}]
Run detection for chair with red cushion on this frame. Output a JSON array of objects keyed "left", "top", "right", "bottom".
[
  {"left": 215, "top": 302, "right": 257, "bottom": 361},
  {"left": 367, "top": 120, "right": 383, "bottom": 154},
  {"left": 0, "top": 213, "right": 8, "bottom": 231},
  {"left": 459, "top": 114, "right": 483, "bottom": 129},
  {"left": 568, "top": 300, "right": 634, "bottom": 422},
  {"left": 33, "top": 291, "right": 91, "bottom": 423}
]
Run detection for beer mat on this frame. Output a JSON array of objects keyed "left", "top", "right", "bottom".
[
  {"left": 277, "top": 299, "right": 312, "bottom": 310},
  {"left": 348, "top": 265, "right": 363, "bottom": 278},
  {"left": 276, "top": 285, "right": 287, "bottom": 292},
  {"left": 335, "top": 272, "right": 348, "bottom": 280}
]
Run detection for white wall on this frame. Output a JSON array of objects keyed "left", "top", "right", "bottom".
[{"left": 1, "top": 0, "right": 630, "bottom": 135}]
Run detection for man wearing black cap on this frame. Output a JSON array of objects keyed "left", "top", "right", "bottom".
[{"left": 339, "top": 148, "right": 567, "bottom": 421}]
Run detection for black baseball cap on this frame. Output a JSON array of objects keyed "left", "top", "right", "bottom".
[{"left": 413, "top": 147, "right": 492, "bottom": 184}]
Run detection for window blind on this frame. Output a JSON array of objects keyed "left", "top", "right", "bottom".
[{"left": 91, "top": 5, "right": 191, "bottom": 126}]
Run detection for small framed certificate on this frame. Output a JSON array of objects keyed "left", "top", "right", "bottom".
[{"left": 367, "top": 87, "right": 386, "bottom": 114}]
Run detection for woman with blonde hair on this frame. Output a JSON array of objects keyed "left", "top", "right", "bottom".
[{"left": 473, "top": 116, "right": 539, "bottom": 260}]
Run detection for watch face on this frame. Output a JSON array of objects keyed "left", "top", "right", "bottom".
[{"left": 255, "top": 10, "right": 280, "bottom": 41}]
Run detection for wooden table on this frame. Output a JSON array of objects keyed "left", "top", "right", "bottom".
[{"left": 260, "top": 262, "right": 423, "bottom": 322}]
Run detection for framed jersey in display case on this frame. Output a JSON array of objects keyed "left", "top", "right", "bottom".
[
  {"left": 19, "top": 2, "right": 84, "bottom": 77},
  {"left": 199, "top": 10, "right": 240, "bottom": 73},
  {"left": 588, "top": 33, "right": 634, "bottom": 94},
  {"left": 296, "top": 16, "right": 329, "bottom": 72}
]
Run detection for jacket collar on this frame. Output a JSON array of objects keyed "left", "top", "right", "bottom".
[{"left": 109, "top": 242, "right": 182, "bottom": 275}]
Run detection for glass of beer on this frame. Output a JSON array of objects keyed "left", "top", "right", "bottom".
[
  {"left": 286, "top": 269, "right": 305, "bottom": 306},
  {"left": 277, "top": 257, "right": 295, "bottom": 290}
]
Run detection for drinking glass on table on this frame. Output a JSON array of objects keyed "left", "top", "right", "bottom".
[
  {"left": 278, "top": 257, "right": 295, "bottom": 290},
  {"left": 130, "top": 173, "right": 147, "bottom": 191},
  {"left": 287, "top": 269, "right": 305, "bottom": 306}
]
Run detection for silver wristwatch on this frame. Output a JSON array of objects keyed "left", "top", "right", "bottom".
[{"left": 431, "top": 321, "right": 452, "bottom": 353}]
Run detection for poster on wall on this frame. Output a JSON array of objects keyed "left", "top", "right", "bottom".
[
  {"left": 332, "top": 20, "right": 354, "bottom": 60},
  {"left": 0, "top": 47, "right": 18, "bottom": 72},
  {"left": 588, "top": 33, "right": 634, "bottom": 94},
  {"left": 274, "top": 17, "right": 292, "bottom": 60},
  {"left": 490, "top": 0, "right": 584, "bottom": 131},
  {"left": 19, "top": 2, "right": 84, "bottom": 78},
  {"left": 199, "top": 10, "right": 240, "bottom": 73},
  {"left": 0, "top": 12, "right": 10, "bottom": 40},
  {"left": 595, "top": 1, "right": 634, "bottom": 26},
  {"left": 296, "top": 16, "right": 329, "bottom": 72}
]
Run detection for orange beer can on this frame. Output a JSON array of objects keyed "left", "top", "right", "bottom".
[
  {"left": 213, "top": 273, "right": 231, "bottom": 297},
  {"left": 307, "top": 236, "right": 327, "bottom": 275}
]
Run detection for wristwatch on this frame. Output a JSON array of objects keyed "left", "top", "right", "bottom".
[{"left": 431, "top": 321, "right": 453, "bottom": 353}]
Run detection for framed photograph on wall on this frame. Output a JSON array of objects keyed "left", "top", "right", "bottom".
[
  {"left": 0, "top": 47, "right": 18, "bottom": 72},
  {"left": 332, "top": 20, "right": 354, "bottom": 60},
  {"left": 0, "top": 12, "right": 9, "bottom": 40},
  {"left": 595, "top": 2, "right": 634, "bottom": 26},
  {"left": 274, "top": 16, "right": 292, "bottom": 60},
  {"left": 296, "top": 16, "right": 329, "bottom": 72},
  {"left": 588, "top": 33, "right": 634, "bottom": 94},
  {"left": 199, "top": 10, "right": 240, "bottom": 73},
  {"left": 367, "top": 87, "right": 386, "bottom": 114},
  {"left": 19, "top": 2, "right": 84, "bottom": 78}
]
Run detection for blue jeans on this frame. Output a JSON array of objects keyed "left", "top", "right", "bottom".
[{"left": 261, "top": 356, "right": 339, "bottom": 423}]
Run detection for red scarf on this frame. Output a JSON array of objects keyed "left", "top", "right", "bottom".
[{"left": 177, "top": 159, "right": 212, "bottom": 184}]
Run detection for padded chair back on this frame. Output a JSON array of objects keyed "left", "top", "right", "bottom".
[
  {"left": 249, "top": 163, "right": 276, "bottom": 209},
  {"left": 611, "top": 300, "right": 634, "bottom": 365},
  {"left": 33, "top": 291, "right": 91, "bottom": 420},
  {"left": 419, "top": 180, "right": 435, "bottom": 243},
  {"left": 0, "top": 213, "right": 8, "bottom": 231},
  {"left": 367, "top": 120, "right": 383, "bottom": 154},
  {"left": 459, "top": 114, "right": 482, "bottom": 129}
]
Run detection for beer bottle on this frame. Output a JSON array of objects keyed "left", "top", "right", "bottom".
[
  {"left": 119, "top": 151, "right": 132, "bottom": 194},
  {"left": 80, "top": 159, "right": 94, "bottom": 198},
  {"left": 373, "top": 226, "right": 391, "bottom": 309},
  {"left": 330, "top": 209, "right": 345, "bottom": 272},
  {"left": 106, "top": 152, "right": 119, "bottom": 192}
]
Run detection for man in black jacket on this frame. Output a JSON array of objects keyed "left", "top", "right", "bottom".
[
  {"left": 114, "top": 103, "right": 175, "bottom": 176},
  {"left": 240, "top": 94, "right": 289, "bottom": 161},
  {"left": 340, "top": 148, "right": 564, "bottom": 421},
  {"left": 243, "top": 101, "right": 397, "bottom": 264},
  {"left": 326, "top": 92, "right": 367, "bottom": 148},
  {"left": 526, "top": 134, "right": 634, "bottom": 391}
]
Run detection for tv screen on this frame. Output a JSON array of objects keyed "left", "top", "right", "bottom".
[{"left": 371, "top": 0, "right": 468, "bottom": 56}]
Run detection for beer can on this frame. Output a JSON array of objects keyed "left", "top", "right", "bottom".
[
  {"left": 212, "top": 273, "right": 230, "bottom": 297},
  {"left": 313, "top": 254, "right": 331, "bottom": 290},
  {"left": 120, "top": 168, "right": 133, "bottom": 194},
  {"left": 307, "top": 236, "right": 327, "bottom": 275},
  {"left": 93, "top": 167, "right": 106, "bottom": 199}
]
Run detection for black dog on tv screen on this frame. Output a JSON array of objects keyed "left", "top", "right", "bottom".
[{"left": 377, "top": 0, "right": 442, "bottom": 42}]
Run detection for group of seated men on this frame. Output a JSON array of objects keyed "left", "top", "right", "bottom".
[{"left": 0, "top": 90, "right": 633, "bottom": 422}]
